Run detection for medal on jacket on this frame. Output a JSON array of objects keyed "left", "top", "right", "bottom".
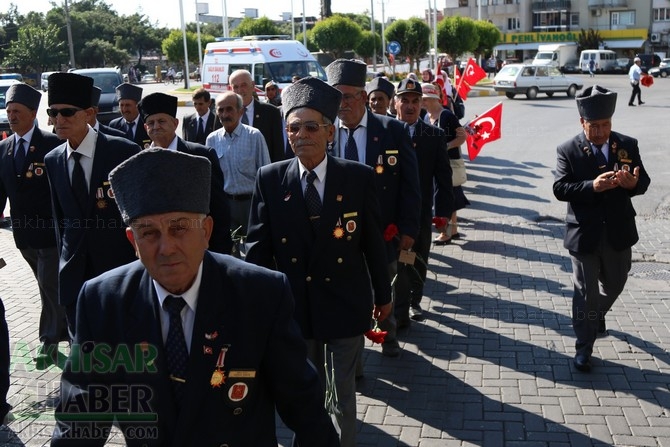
[
  {"left": 375, "top": 155, "right": 384, "bottom": 174},
  {"left": 210, "top": 344, "right": 229, "bottom": 388},
  {"left": 333, "top": 218, "right": 344, "bottom": 239}
]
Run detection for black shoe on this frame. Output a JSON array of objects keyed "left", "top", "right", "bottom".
[
  {"left": 597, "top": 318, "right": 608, "bottom": 338},
  {"left": 628, "top": 103, "right": 636, "bottom": 106},
  {"left": 409, "top": 305, "right": 424, "bottom": 321},
  {"left": 638, "top": 101, "right": 645, "bottom": 105},
  {"left": 433, "top": 236, "right": 451, "bottom": 246},
  {"left": 573, "top": 353, "right": 591, "bottom": 372},
  {"left": 381, "top": 339, "right": 400, "bottom": 357},
  {"left": 396, "top": 317, "right": 411, "bottom": 330}
]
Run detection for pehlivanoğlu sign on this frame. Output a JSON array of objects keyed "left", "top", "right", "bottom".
[{"left": 498, "top": 29, "right": 648, "bottom": 45}]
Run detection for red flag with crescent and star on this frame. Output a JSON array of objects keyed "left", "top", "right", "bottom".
[
  {"left": 464, "top": 102, "right": 503, "bottom": 161},
  {"left": 456, "top": 58, "right": 486, "bottom": 100}
]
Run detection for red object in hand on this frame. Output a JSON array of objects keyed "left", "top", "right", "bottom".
[
  {"left": 641, "top": 74, "right": 654, "bottom": 87},
  {"left": 432, "top": 217, "right": 447, "bottom": 229},
  {"left": 383, "top": 224, "right": 399, "bottom": 242},
  {"left": 364, "top": 319, "right": 388, "bottom": 344}
]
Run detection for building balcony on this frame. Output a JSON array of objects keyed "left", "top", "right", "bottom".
[
  {"left": 531, "top": 1, "right": 571, "bottom": 11},
  {"left": 587, "top": 0, "right": 628, "bottom": 8}
]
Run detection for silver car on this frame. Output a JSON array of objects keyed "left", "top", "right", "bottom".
[{"left": 493, "top": 64, "right": 583, "bottom": 99}]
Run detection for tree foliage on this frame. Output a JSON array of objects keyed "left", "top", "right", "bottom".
[
  {"left": 473, "top": 20, "right": 501, "bottom": 57},
  {"left": 232, "top": 17, "right": 281, "bottom": 37},
  {"left": 3, "top": 24, "right": 66, "bottom": 72},
  {"left": 437, "top": 16, "right": 479, "bottom": 59},
  {"left": 577, "top": 29, "right": 604, "bottom": 54},
  {"left": 385, "top": 18, "right": 431, "bottom": 73},
  {"left": 355, "top": 30, "right": 382, "bottom": 63},
  {"left": 311, "top": 15, "right": 363, "bottom": 59},
  {"left": 162, "top": 30, "right": 215, "bottom": 66}
]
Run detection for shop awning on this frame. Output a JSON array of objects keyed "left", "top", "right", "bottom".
[
  {"left": 494, "top": 43, "right": 541, "bottom": 51},
  {"left": 603, "top": 39, "right": 645, "bottom": 49}
]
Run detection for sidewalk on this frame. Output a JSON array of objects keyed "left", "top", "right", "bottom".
[{"left": 1, "top": 210, "right": 669, "bottom": 445}]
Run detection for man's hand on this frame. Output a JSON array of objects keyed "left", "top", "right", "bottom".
[
  {"left": 593, "top": 171, "right": 619, "bottom": 192},
  {"left": 373, "top": 302, "right": 392, "bottom": 322},
  {"left": 613, "top": 166, "right": 640, "bottom": 190},
  {"left": 398, "top": 234, "right": 414, "bottom": 251}
]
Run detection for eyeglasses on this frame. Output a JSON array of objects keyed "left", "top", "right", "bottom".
[
  {"left": 46, "top": 107, "right": 83, "bottom": 118},
  {"left": 286, "top": 122, "right": 329, "bottom": 134}
]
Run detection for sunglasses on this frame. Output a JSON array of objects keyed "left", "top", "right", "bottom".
[
  {"left": 286, "top": 122, "right": 329, "bottom": 134},
  {"left": 46, "top": 107, "right": 83, "bottom": 118}
]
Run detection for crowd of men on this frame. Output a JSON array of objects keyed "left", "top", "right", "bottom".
[{"left": 0, "top": 61, "right": 650, "bottom": 444}]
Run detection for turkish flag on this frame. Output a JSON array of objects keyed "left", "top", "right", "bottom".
[
  {"left": 465, "top": 102, "right": 503, "bottom": 161},
  {"left": 456, "top": 58, "right": 486, "bottom": 100}
]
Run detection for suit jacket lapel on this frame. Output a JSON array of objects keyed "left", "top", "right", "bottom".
[
  {"left": 282, "top": 159, "right": 313, "bottom": 247},
  {"left": 365, "top": 114, "right": 382, "bottom": 166},
  {"left": 312, "top": 156, "right": 343, "bottom": 255}
]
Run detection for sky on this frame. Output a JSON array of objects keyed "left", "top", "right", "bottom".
[{"left": 9, "top": 0, "right": 420, "bottom": 30}]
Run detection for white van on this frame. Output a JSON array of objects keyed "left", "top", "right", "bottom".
[
  {"left": 201, "top": 35, "right": 328, "bottom": 97},
  {"left": 580, "top": 49, "right": 617, "bottom": 74}
]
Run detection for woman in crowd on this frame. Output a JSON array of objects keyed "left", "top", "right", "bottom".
[{"left": 421, "top": 82, "right": 469, "bottom": 245}]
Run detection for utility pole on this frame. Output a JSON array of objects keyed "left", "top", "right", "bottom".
[
  {"left": 371, "top": 0, "right": 376, "bottom": 72},
  {"left": 64, "top": 0, "right": 76, "bottom": 69}
]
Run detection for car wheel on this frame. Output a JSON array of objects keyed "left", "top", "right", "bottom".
[
  {"left": 526, "top": 87, "right": 538, "bottom": 99},
  {"left": 662, "top": 71, "right": 668, "bottom": 78},
  {"left": 505, "top": 92, "right": 516, "bottom": 99},
  {"left": 546, "top": 92, "right": 554, "bottom": 97},
  {"left": 567, "top": 85, "right": 577, "bottom": 98}
]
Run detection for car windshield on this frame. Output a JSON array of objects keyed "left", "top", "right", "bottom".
[
  {"left": 535, "top": 53, "right": 553, "bottom": 60},
  {"left": 86, "top": 73, "right": 120, "bottom": 93},
  {"left": 266, "top": 61, "right": 327, "bottom": 83},
  {"left": 499, "top": 65, "right": 521, "bottom": 76},
  {"left": 0, "top": 86, "right": 8, "bottom": 109}
]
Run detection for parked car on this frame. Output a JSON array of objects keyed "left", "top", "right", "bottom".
[
  {"left": 493, "top": 64, "right": 583, "bottom": 99},
  {"left": 0, "top": 79, "right": 22, "bottom": 136},
  {"left": 561, "top": 59, "right": 580, "bottom": 74},
  {"left": 71, "top": 68, "right": 123, "bottom": 124},
  {"left": 659, "top": 58, "right": 670, "bottom": 68},
  {"left": 626, "top": 54, "right": 662, "bottom": 73},
  {"left": 141, "top": 73, "right": 156, "bottom": 83},
  {"left": 40, "top": 71, "right": 60, "bottom": 91},
  {"left": 614, "top": 58, "right": 630, "bottom": 74},
  {"left": 0, "top": 73, "right": 23, "bottom": 82},
  {"left": 649, "top": 65, "right": 670, "bottom": 78}
]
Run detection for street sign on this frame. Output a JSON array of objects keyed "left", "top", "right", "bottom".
[{"left": 387, "top": 41, "right": 401, "bottom": 56}]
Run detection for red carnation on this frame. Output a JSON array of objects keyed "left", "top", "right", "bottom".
[
  {"left": 641, "top": 74, "right": 654, "bottom": 87},
  {"left": 432, "top": 217, "right": 448, "bottom": 229},
  {"left": 364, "top": 319, "right": 388, "bottom": 344},
  {"left": 383, "top": 223, "right": 399, "bottom": 242}
]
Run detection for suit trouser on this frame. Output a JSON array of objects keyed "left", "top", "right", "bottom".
[
  {"left": 306, "top": 336, "right": 359, "bottom": 447},
  {"left": 629, "top": 82, "right": 642, "bottom": 104},
  {"left": 0, "top": 298, "right": 10, "bottom": 421},
  {"left": 228, "top": 197, "right": 252, "bottom": 236},
  {"left": 19, "top": 247, "right": 68, "bottom": 344},
  {"left": 570, "top": 230, "right": 631, "bottom": 357},
  {"left": 395, "top": 217, "right": 432, "bottom": 319}
]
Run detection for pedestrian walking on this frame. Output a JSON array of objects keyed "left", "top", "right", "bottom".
[{"left": 628, "top": 57, "right": 644, "bottom": 106}]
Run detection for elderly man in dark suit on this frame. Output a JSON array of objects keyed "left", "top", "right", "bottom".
[
  {"left": 44, "top": 73, "right": 141, "bottom": 336},
  {"left": 182, "top": 87, "right": 219, "bottom": 144},
  {"left": 138, "top": 92, "right": 233, "bottom": 255},
  {"left": 229, "top": 69, "right": 286, "bottom": 162},
  {"left": 51, "top": 149, "right": 339, "bottom": 446},
  {"left": 553, "top": 85, "right": 650, "bottom": 372},
  {"left": 89, "top": 87, "right": 127, "bottom": 138},
  {"left": 392, "top": 78, "right": 454, "bottom": 324},
  {"left": 0, "top": 83, "right": 68, "bottom": 368},
  {"left": 109, "top": 83, "right": 151, "bottom": 148},
  {"left": 246, "top": 77, "right": 391, "bottom": 447},
  {"left": 326, "top": 59, "right": 421, "bottom": 358}
]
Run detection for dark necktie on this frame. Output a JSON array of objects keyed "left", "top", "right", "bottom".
[
  {"left": 241, "top": 107, "right": 249, "bottom": 125},
  {"left": 344, "top": 127, "right": 358, "bottom": 161},
  {"left": 164, "top": 295, "right": 189, "bottom": 405},
  {"left": 594, "top": 144, "right": 607, "bottom": 170},
  {"left": 126, "top": 121, "right": 135, "bottom": 140},
  {"left": 304, "top": 171, "right": 322, "bottom": 230},
  {"left": 70, "top": 152, "right": 88, "bottom": 212},
  {"left": 14, "top": 138, "right": 26, "bottom": 175},
  {"left": 196, "top": 117, "right": 205, "bottom": 143}
]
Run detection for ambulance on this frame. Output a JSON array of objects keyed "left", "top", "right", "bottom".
[{"left": 201, "top": 35, "right": 328, "bottom": 98}]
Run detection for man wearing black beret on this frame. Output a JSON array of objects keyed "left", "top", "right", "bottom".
[
  {"left": 326, "top": 59, "right": 421, "bottom": 360},
  {"left": 44, "top": 72, "right": 141, "bottom": 336},
  {"left": 52, "top": 149, "right": 339, "bottom": 446},
  {"left": 0, "top": 83, "right": 68, "bottom": 368},
  {"left": 365, "top": 76, "right": 395, "bottom": 117},
  {"left": 554, "top": 85, "right": 651, "bottom": 372},
  {"left": 246, "top": 77, "right": 391, "bottom": 447}
]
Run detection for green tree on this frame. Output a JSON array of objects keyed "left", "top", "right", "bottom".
[
  {"left": 385, "top": 18, "right": 431, "bottom": 73},
  {"left": 296, "top": 30, "right": 319, "bottom": 52},
  {"left": 3, "top": 24, "right": 65, "bottom": 73},
  {"left": 79, "top": 38, "right": 130, "bottom": 67},
  {"left": 355, "top": 30, "right": 382, "bottom": 64},
  {"left": 232, "top": 17, "right": 281, "bottom": 37},
  {"left": 162, "top": 29, "right": 208, "bottom": 66},
  {"left": 311, "top": 15, "right": 363, "bottom": 59},
  {"left": 577, "top": 29, "right": 604, "bottom": 54},
  {"left": 473, "top": 20, "right": 501, "bottom": 59},
  {"left": 437, "top": 16, "right": 479, "bottom": 60}
]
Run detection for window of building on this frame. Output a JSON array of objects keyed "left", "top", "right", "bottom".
[
  {"left": 532, "top": 11, "right": 569, "bottom": 31},
  {"left": 508, "top": 17, "right": 521, "bottom": 30},
  {"left": 570, "top": 12, "right": 579, "bottom": 27},
  {"left": 459, "top": 0, "right": 468, "bottom": 6},
  {"left": 653, "top": 8, "right": 670, "bottom": 22},
  {"left": 611, "top": 11, "right": 635, "bottom": 26}
]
